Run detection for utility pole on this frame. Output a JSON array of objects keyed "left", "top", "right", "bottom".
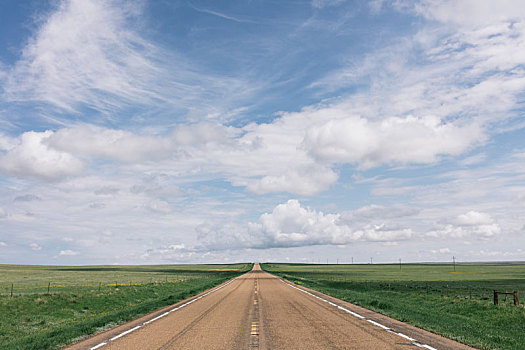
[
  {"left": 337, "top": 258, "right": 339, "bottom": 264},
  {"left": 399, "top": 258, "right": 402, "bottom": 270},
  {"left": 351, "top": 257, "right": 353, "bottom": 264},
  {"left": 453, "top": 256, "right": 456, "bottom": 272},
  {"left": 370, "top": 257, "right": 373, "bottom": 264}
]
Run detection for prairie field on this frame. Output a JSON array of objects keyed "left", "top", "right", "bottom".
[
  {"left": 0, "top": 263, "right": 252, "bottom": 350},
  {"left": 262, "top": 263, "right": 525, "bottom": 350}
]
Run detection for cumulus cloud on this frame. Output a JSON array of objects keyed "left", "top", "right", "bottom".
[
  {"left": 59, "top": 249, "right": 79, "bottom": 256},
  {"left": 453, "top": 211, "right": 495, "bottom": 226},
  {"left": 48, "top": 126, "right": 173, "bottom": 163},
  {"left": 172, "top": 123, "right": 234, "bottom": 146},
  {"left": 304, "top": 115, "right": 483, "bottom": 169},
  {"left": 30, "top": 243, "right": 42, "bottom": 251},
  {"left": 245, "top": 167, "right": 337, "bottom": 196},
  {"left": 428, "top": 211, "right": 501, "bottom": 239},
  {"left": 0, "top": 130, "right": 84, "bottom": 180},
  {"left": 197, "top": 200, "right": 413, "bottom": 250},
  {"left": 45, "top": 123, "right": 235, "bottom": 163}
]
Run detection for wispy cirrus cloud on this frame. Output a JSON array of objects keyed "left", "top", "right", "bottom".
[
  {"left": 2, "top": 0, "right": 256, "bottom": 123},
  {"left": 4, "top": 0, "right": 161, "bottom": 112}
]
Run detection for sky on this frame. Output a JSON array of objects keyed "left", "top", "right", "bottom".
[{"left": 0, "top": 0, "right": 525, "bottom": 265}]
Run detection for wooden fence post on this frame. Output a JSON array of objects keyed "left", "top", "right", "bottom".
[
  {"left": 11, "top": 283, "right": 13, "bottom": 298},
  {"left": 514, "top": 291, "right": 519, "bottom": 306},
  {"left": 99, "top": 282, "right": 101, "bottom": 292},
  {"left": 47, "top": 282, "right": 50, "bottom": 294},
  {"left": 494, "top": 290, "right": 498, "bottom": 305}
]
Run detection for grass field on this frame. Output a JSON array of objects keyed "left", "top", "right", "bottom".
[
  {"left": 0, "top": 263, "right": 252, "bottom": 350},
  {"left": 261, "top": 263, "right": 525, "bottom": 350}
]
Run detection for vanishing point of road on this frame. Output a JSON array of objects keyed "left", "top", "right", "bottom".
[{"left": 68, "top": 264, "right": 475, "bottom": 350}]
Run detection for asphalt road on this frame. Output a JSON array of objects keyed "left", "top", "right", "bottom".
[{"left": 68, "top": 263, "right": 475, "bottom": 350}]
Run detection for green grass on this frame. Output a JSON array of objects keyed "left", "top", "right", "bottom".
[
  {"left": 261, "top": 263, "right": 525, "bottom": 350},
  {"left": 0, "top": 263, "right": 252, "bottom": 350}
]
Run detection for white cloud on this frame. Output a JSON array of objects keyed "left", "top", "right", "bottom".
[
  {"left": 48, "top": 126, "right": 172, "bottom": 163},
  {"left": 459, "top": 153, "right": 486, "bottom": 166},
  {"left": 410, "top": 0, "right": 525, "bottom": 27},
  {"left": 347, "top": 204, "right": 419, "bottom": 221},
  {"left": 246, "top": 167, "right": 337, "bottom": 196},
  {"left": 0, "top": 133, "right": 16, "bottom": 151},
  {"left": 30, "top": 243, "right": 42, "bottom": 251},
  {"left": 168, "top": 244, "right": 185, "bottom": 250},
  {"left": 304, "top": 115, "right": 483, "bottom": 169},
  {"left": 197, "top": 200, "right": 413, "bottom": 250},
  {"left": 172, "top": 123, "right": 234, "bottom": 146},
  {"left": 147, "top": 199, "right": 172, "bottom": 214},
  {"left": 4, "top": 0, "right": 162, "bottom": 112},
  {"left": 453, "top": 211, "right": 495, "bottom": 226},
  {"left": 0, "top": 102, "right": 490, "bottom": 194},
  {"left": 430, "top": 248, "right": 451, "bottom": 255},
  {"left": 59, "top": 249, "right": 79, "bottom": 256},
  {"left": 44, "top": 123, "right": 235, "bottom": 164},
  {"left": 0, "top": 208, "right": 6, "bottom": 218},
  {"left": 0, "top": 241, "right": 7, "bottom": 247},
  {"left": 3, "top": 0, "right": 256, "bottom": 120},
  {"left": 0, "top": 130, "right": 84, "bottom": 180},
  {"left": 428, "top": 211, "right": 501, "bottom": 239},
  {"left": 312, "top": 0, "right": 525, "bottom": 148}
]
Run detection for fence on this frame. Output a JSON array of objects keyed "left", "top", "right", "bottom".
[
  {"left": 494, "top": 290, "right": 519, "bottom": 306},
  {"left": 2, "top": 277, "right": 186, "bottom": 298}
]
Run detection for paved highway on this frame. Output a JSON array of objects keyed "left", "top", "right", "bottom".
[{"left": 68, "top": 263, "right": 475, "bottom": 350}]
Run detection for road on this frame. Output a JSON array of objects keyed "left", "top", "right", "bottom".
[{"left": 68, "top": 264, "right": 475, "bottom": 350}]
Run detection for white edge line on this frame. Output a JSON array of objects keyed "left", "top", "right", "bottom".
[
  {"left": 88, "top": 279, "right": 234, "bottom": 350},
  {"left": 367, "top": 319, "right": 390, "bottom": 330},
  {"left": 109, "top": 325, "right": 141, "bottom": 341},
  {"left": 395, "top": 332, "right": 416, "bottom": 342},
  {"left": 419, "top": 344, "right": 438, "bottom": 350},
  {"left": 89, "top": 343, "right": 107, "bottom": 350},
  {"left": 280, "top": 279, "right": 438, "bottom": 350}
]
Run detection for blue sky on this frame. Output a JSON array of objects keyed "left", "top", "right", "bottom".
[{"left": 1, "top": 0, "right": 525, "bottom": 265}]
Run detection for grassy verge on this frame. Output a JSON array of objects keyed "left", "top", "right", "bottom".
[
  {"left": 261, "top": 263, "right": 525, "bottom": 350},
  {"left": 0, "top": 263, "right": 252, "bottom": 350}
]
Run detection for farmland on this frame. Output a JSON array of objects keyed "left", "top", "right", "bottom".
[
  {"left": 0, "top": 263, "right": 251, "bottom": 350},
  {"left": 261, "top": 263, "right": 525, "bottom": 350}
]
